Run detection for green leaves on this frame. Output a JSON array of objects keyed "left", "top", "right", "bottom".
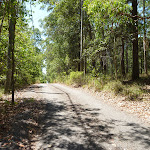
[
  {"left": 42, "top": 0, "right": 81, "bottom": 81},
  {"left": 84, "top": 0, "right": 131, "bottom": 31}
]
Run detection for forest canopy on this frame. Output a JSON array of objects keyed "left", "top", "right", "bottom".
[
  {"left": 41, "top": 0, "right": 150, "bottom": 82},
  {"left": 0, "top": 0, "right": 45, "bottom": 99}
]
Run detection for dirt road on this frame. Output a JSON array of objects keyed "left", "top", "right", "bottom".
[
  {"left": 1, "top": 83, "right": 150, "bottom": 150},
  {"left": 27, "top": 83, "right": 149, "bottom": 150}
]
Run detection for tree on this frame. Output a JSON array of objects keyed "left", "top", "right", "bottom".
[
  {"left": 143, "top": 0, "right": 148, "bottom": 75},
  {"left": 2, "top": 0, "right": 44, "bottom": 102},
  {"left": 0, "top": 0, "right": 7, "bottom": 36},
  {"left": 132, "top": 0, "right": 139, "bottom": 80},
  {"left": 42, "top": 0, "right": 82, "bottom": 81},
  {"left": 5, "top": 0, "right": 17, "bottom": 97},
  {"left": 41, "top": 0, "right": 150, "bottom": 82}
]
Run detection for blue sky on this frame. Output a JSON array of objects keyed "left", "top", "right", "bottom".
[
  {"left": 25, "top": 2, "right": 49, "bottom": 32},
  {"left": 25, "top": 2, "right": 49, "bottom": 74}
]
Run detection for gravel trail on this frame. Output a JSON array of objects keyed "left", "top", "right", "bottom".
[{"left": 30, "top": 83, "right": 150, "bottom": 150}]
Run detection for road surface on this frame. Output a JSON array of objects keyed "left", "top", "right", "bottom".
[{"left": 22, "top": 83, "right": 150, "bottom": 150}]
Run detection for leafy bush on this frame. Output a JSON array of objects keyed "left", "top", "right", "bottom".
[
  {"left": 0, "top": 76, "right": 6, "bottom": 86},
  {"left": 54, "top": 72, "right": 68, "bottom": 83},
  {"left": 103, "top": 80, "right": 124, "bottom": 94},
  {"left": 123, "top": 84, "right": 143, "bottom": 100},
  {"left": 0, "top": 88, "right": 4, "bottom": 99},
  {"left": 103, "top": 80, "right": 143, "bottom": 100},
  {"left": 69, "top": 71, "right": 85, "bottom": 86},
  {"left": 86, "top": 76, "right": 102, "bottom": 91}
]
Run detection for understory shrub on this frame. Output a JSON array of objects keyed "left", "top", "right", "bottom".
[
  {"left": 103, "top": 80, "right": 143, "bottom": 100},
  {"left": 0, "top": 88, "right": 4, "bottom": 99},
  {"left": 69, "top": 71, "right": 85, "bottom": 86},
  {"left": 54, "top": 72, "right": 144, "bottom": 101},
  {"left": 123, "top": 84, "right": 143, "bottom": 100},
  {"left": 86, "top": 77, "right": 103, "bottom": 91},
  {"left": 55, "top": 72, "right": 68, "bottom": 83},
  {"left": 103, "top": 80, "right": 124, "bottom": 94}
]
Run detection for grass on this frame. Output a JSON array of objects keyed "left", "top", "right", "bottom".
[
  {"left": 0, "top": 88, "right": 4, "bottom": 99},
  {"left": 103, "top": 80, "right": 124, "bottom": 94},
  {"left": 61, "top": 71, "right": 86, "bottom": 87},
  {"left": 103, "top": 81, "right": 143, "bottom": 100},
  {"left": 55, "top": 72, "right": 148, "bottom": 101}
]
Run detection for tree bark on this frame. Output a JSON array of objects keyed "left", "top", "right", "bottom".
[
  {"left": 143, "top": 0, "right": 148, "bottom": 75},
  {"left": 80, "top": 0, "right": 83, "bottom": 71},
  {"left": 100, "top": 57, "right": 103, "bottom": 73},
  {"left": 4, "top": 0, "right": 16, "bottom": 104},
  {"left": 141, "top": 58, "right": 143, "bottom": 74},
  {"left": 132, "top": 0, "right": 139, "bottom": 80},
  {"left": 92, "top": 59, "right": 96, "bottom": 69},
  {"left": 125, "top": 44, "right": 128, "bottom": 74},
  {"left": 121, "top": 38, "right": 125, "bottom": 76},
  {"left": 113, "top": 36, "right": 117, "bottom": 79},
  {"left": 103, "top": 52, "right": 107, "bottom": 74}
]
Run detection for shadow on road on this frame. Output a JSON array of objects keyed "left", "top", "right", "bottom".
[
  {"left": 34, "top": 99, "right": 107, "bottom": 150},
  {"left": 1, "top": 85, "right": 150, "bottom": 150}
]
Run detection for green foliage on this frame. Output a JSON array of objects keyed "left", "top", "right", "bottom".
[
  {"left": 86, "top": 77, "right": 103, "bottom": 91},
  {"left": 14, "top": 25, "right": 44, "bottom": 87},
  {"left": 122, "top": 84, "right": 143, "bottom": 100},
  {"left": 0, "top": 1, "right": 44, "bottom": 89},
  {"left": 103, "top": 80, "right": 124, "bottom": 94},
  {"left": 84, "top": 0, "right": 131, "bottom": 36},
  {"left": 0, "top": 88, "right": 4, "bottom": 99},
  {"left": 69, "top": 71, "right": 85, "bottom": 86},
  {"left": 103, "top": 80, "right": 143, "bottom": 100},
  {"left": 86, "top": 74, "right": 112, "bottom": 91},
  {"left": 0, "top": 76, "right": 6, "bottom": 86},
  {"left": 43, "top": 0, "right": 82, "bottom": 82}
]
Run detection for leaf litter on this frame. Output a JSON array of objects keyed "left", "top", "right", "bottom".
[{"left": 0, "top": 95, "right": 46, "bottom": 149}]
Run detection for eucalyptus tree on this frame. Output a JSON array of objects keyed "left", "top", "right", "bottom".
[
  {"left": 84, "top": 0, "right": 131, "bottom": 77},
  {"left": 139, "top": 0, "right": 150, "bottom": 75},
  {"left": 131, "top": 0, "right": 139, "bottom": 80},
  {"left": 5, "top": 0, "right": 17, "bottom": 97},
  {"left": 0, "top": 0, "right": 44, "bottom": 103},
  {"left": 41, "top": 0, "right": 82, "bottom": 81}
]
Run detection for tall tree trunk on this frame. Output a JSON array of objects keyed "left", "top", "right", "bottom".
[
  {"left": 11, "top": 12, "right": 16, "bottom": 104},
  {"left": 5, "top": 0, "right": 16, "bottom": 104},
  {"left": 143, "top": 0, "right": 148, "bottom": 75},
  {"left": 103, "top": 51, "right": 107, "bottom": 74},
  {"left": 101, "top": 26, "right": 107, "bottom": 74},
  {"left": 83, "top": 27, "right": 86, "bottom": 76},
  {"left": 121, "top": 38, "right": 125, "bottom": 76},
  {"left": 141, "top": 58, "right": 143, "bottom": 74},
  {"left": 92, "top": 59, "right": 96, "bottom": 69},
  {"left": 100, "top": 57, "right": 103, "bottom": 73},
  {"left": 113, "top": 36, "right": 117, "bottom": 79},
  {"left": 125, "top": 43, "right": 128, "bottom": 74},
  {"left": 132, "top": 0, "right": 139, "bottom": 80},
  {"left": 80, "top": 0, "right": 83, "bottom": 71}
]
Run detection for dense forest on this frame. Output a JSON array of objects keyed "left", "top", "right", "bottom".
[
  {"left": 43, "top": 0, "right": 150, "bottom": 82},
  {"left": 0, "top": 0, "right": 150, "bottom": 102}
]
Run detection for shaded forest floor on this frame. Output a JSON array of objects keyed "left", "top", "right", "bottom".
[{"left": 0, "top": 97, "right": 45, "bottom": 149}]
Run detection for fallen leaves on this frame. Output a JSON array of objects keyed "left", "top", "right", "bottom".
[
  {"left": 79, "top": 86, "right": 150, "bottom": 124},
  {"left": 0, "top": 97, "right": 45, "bottom": 149}
]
